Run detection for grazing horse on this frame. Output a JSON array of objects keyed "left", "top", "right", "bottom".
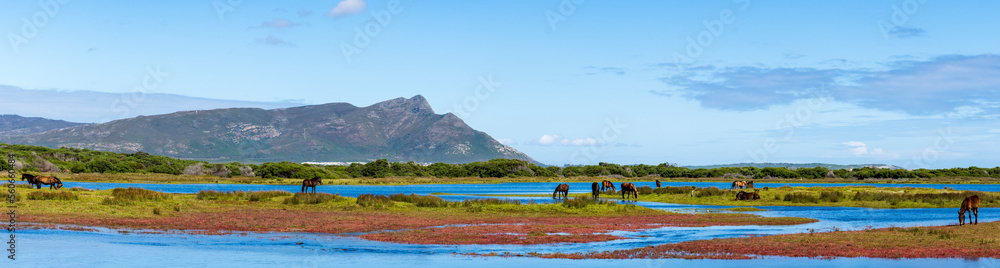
[
  {"left": 601, "top": 180, "right": 616, "bottom": 192},
  {"left": 553, "top": 184, "right": 569, "bottom": 199},
  {"left": 34, "top": 176, "right": 63, "bottom": 189},
  {"left": 745, "top": 181, "right": 754, "bottom": 189},
  {"left": 301, "top": 177, "right": 322, "bottom": 193},
  {"left": 655, "top": 180, "right": 661, "bottom": 188},
  {"left": 591, "top": 182, "right": 600, "bottom": 199},
  {"left": 959, "top": 195, "right": 980, "bottom": 226},
  {"left": 735, "top": 191, "right": 760, "bottom": 201},
  {"left": 731, "top": 181, "right": 746, "bottom": 189},
  {"left": 621, "top": 182, "right": 638, "bottom": 199}
]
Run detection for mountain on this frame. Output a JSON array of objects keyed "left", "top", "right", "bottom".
[
  {"left": 684, "top": 162, "right": 905, "bottom": 170},
  {"left": 2, "top": 95, "right": 535, "bottom": 164},
  {"left": 0, "top": 115, "right": 88, "bottom": 137}
]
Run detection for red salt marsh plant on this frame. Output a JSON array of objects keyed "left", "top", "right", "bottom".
[{"left": 539, "top": 221, "right": 1000, "bottom": 259}]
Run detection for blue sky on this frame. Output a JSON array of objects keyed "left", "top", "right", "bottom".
[{"left": 1, "top": 0, "right": 998, "bottom": 168}]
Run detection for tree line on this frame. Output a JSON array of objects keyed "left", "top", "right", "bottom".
[{"left": 1, "top": 143, "right": 998, "bottom": 180}]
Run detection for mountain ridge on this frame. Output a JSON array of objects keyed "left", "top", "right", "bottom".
[{"left": 2, "top": 95, "right": 536, "bottom": 164}]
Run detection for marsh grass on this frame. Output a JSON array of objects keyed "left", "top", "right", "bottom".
[
  {"left": 282, "top": 192, "right": 344, "bottom": 205},
  {"left": 852, "top": 190, "right": 992, "bottom": 206},
  {"left": 197, "top": 190, "right": 292, "bottom": 202},
  {"left": 783, "top": 193, "right": 819, "bottom": 203},
  {"left": 819, "top": 191, "right": 845, "bottom": 202},
  {"left": 696, "top": 187, "right": 726, "bottom": 197},
  {"left": 561, "top": 195, "right": 615, "bottom": 209},
  {"left": 2, "top": 191, "right": 22, "bottom": 202},
  {"left": 652, "top": 186, "right": 695, "bottom": 195},
  {"left": 101, "top": 187, "right": 170, "bottom": 206},
  {"left": 356, "top": 194, "right": 392, "bottom": 208},
  {"left": 390, "top": 193, "right": 446, "bottom": 207},
  {"left": 636, "top": 186, "right": 654, "bottom": 195},
  {"left": 27, "top": 191, "right": 78, "bottom": 201}
]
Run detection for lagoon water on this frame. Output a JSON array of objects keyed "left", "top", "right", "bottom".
[{"left": 11, "top": 181, "right": 1000, "bottom": 267}]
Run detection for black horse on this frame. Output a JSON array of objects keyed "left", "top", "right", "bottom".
[
  {"left": 591, "top": 182, "right": 600, "bottom": 199},
  {"left": 301, "top": 177, "right": 322, "bottom": 193}
]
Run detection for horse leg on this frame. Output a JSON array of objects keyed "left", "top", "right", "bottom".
[{"left": 974, "top": 208, "right": 978, "bottom": 225}]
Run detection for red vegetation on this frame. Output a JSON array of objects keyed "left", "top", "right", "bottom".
[{"left": 539, "top": 221, "right": 1000, "bottom": 259}]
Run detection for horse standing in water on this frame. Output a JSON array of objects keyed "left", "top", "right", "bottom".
[
  {"left": 620, "top": 182, "right": 638, "bottom": 199},
  {"left": 553, "top": 184, "right": 569, "bottom": 199},
  {"left": 655, "top": 180, "right": 661, "bottom": 188},
  {"left": 959, "top": 195, "right": 980, "bottom": 225},
  {"left": 301, "top": 177, "right": 322, "bottom": 193},
  {"left": 601, "top": 180, "right": 616, "bottom": 192},
  {"left": 745, "top": 181, "right": 755, "bottom": 189},
  {"left": 591, "top": 182, "right": 600, "bottom": 199}
]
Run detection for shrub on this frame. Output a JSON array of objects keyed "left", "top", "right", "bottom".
[
  {"left": 27, "top": 191, "right": 78, "bottom": 201},
  {"left": 283, "top": 192, "right": 343, "bottom": 205},
  {"left": 389, "top": 193, "right": 446, "bottom": 207},
  {"left": 783, "top": 192, "right": 819, "bottom": 203},
  {"left": 819, "top": 191, "right": 844, "bottom": 202},
  {"left": 2, "top": 191, "right": 22, "bottom": 202},
  {"left": 561, "top": 195, "right": 614, "bottom": 209},
  {"left": 102, "top": 187, "right": 170, "bottom": 205},
  {"left": 653, "top": 186, "right": 695, "bottom": 195},
  {"left": 153, "top": 208, "right": 161, "bottom": 215},
  {"left": 356, "top": 194, "right": 392, "bottom": 208},
  {"left": 636, "top": 186, "right": 654, "bottom": 195},
  {"left": 696, "top": 187, "right": 726, "bottom": 197}
]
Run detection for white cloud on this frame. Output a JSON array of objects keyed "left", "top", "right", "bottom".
[
  {"left": 328, "top": 0, "right": 366, "bottom": 17},
  {"left": 539, "top": 134, "right": 561, "bottom": 145},
  {"left": 843, "top": 141, "right": 899, "bottom": 159},
  {"left": 562, "top": 138, "right": 597, "bottom": 146}
]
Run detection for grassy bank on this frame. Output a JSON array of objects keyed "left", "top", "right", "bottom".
[
  {"left": 484, "top": 185, "right": 998, "bottom": 209},
  {"left": 13, "top": 187, "right": 815, "bottom": 245}
]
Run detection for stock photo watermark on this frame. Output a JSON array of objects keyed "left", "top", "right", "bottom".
[
  {"left": 6, "top": 153, "right": 16, "bottom": 261},
  {"left": 449, "top": 75, "right": 500, "bottom": 119},
  {"left": 670, "top": 0, "right": 750, "bottom": 64},
  {"left": 877, "top": 0, "right": 928, "bottom": 40},
  {"left": 214, "top": 0, "right": 242, "bottom": 21},
  {"left": 746, "top": 88, "right": 830, "bottom": 163},
  {"left": 569, "top": 117, "right": 628, "bottom": 164},
  {"left": 545, "top": 0, "right": 586, "bottom": 32},
  {"left": 110, "top": 65, "right": 169, "bottom": 118},
  {"left": 903, "top": 127, "right": 955, "bottom": 169},
  {"left": 341, "top": 0, "right": 404, "bottom": 63},
  {"left": 7, "top": 0, "right": 70, "bottom": 54}
]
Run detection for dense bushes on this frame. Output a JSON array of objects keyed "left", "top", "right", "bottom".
[
  {"left": 283, "top": 192, "right": 344, "bottom": 205},
  {"left": 389, "top": 193, "right": 446, "bottom": 207},
  {"left": 197, "top": 190, "right": 292, "bottom": 201}
]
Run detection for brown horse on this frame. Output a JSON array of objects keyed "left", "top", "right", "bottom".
[
  {"left": 655, "top": 180, "right": 661, "bottom": 188},
  {"left": 620, "top": 182, "right": 637, "bottom": 199},
  {"left": 301, "top": 177, "right": 322, "bottom": 193},
  {"left": 960, "top": 195, "right": 980, "bottom": 225},
  {"left": 731, "top": 181, "right": 746, "bottom": 189},
  {"left": 745, "top": 181, "right": 754, "bottom": 189},
  {"left": 601, "top": 180, "right": 616, "bottom": 192},
  {"left": 553, "top": 184, "right": 569, "bottom": 199},
  {"left": 591, "top": 182, "right": 600, "bottom": 199},
  {"left": 735, "top": 191, "right": 759, "bottom": 201},
  {"left": 34, "top": 176, "right": 63, "bottom": 189}
]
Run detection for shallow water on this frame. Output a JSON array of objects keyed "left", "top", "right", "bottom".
[{"left": 10, "top": 181, "right": 1000, "bottom": 266}]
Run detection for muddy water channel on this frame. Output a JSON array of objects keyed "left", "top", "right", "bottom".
[{"left": 14, "top": 181, "right": 1000, "bottom": 266}]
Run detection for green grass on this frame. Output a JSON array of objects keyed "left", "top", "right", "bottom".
[{"left": 196, "top": 190, "right": 292, "bottom": 201}]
